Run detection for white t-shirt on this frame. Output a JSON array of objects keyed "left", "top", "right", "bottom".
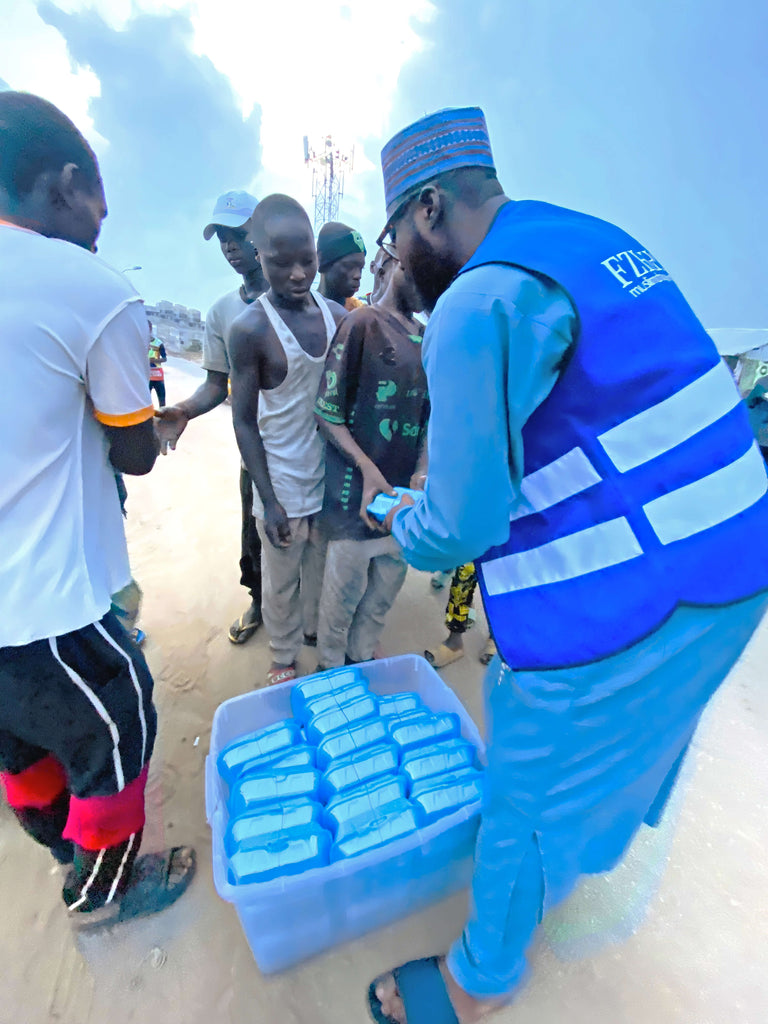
[
  {"left": 203, "top": 288, "right": 249, "bottom": 374},
  {"left": 0, "top": 223, "right": 154, "bottom": 647}
]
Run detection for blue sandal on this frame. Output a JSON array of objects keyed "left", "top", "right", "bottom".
[{"left": 368, "top": 957, "right": 459, "bottom": 1024}]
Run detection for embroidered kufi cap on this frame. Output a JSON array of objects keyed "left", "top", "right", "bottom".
[{"left": 381, "top": 106, "right": 495, "bottom": 220}]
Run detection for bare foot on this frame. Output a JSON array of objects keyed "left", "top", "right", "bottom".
[
  {"left": 444, "top": 632, "right": 464, "bottom": 653},
  {"left": 373, "top": 959, "right": 503, "bottom": 1024},
  {"left": 374, "top": 972, "right": 407, "bottom": 1023}
]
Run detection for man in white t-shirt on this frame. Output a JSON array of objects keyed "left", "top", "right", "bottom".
[
  {"left": 0, "top": 92, "right": 195, "bottom": 924},
  {"left": 156, "top": 191, "right": 268, "bottom": 645}
]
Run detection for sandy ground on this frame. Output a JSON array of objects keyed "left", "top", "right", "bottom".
[{"left": 1, "top": 360, "right": 767, "bottom": 1024}]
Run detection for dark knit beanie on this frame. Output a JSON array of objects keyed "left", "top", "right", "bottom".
[{"left": 317, "top": 221, "right": 367, "bottom": 272}]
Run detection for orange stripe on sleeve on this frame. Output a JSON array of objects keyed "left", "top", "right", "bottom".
[{"left": 94, "top": 405, "right": 155, "bottom": 427}]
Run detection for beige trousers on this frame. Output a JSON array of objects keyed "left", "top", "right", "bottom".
[{"left": 256, "top": 514, "right": 327, "bottom": 665}]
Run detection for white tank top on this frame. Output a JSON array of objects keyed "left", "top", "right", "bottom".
[{"left": 251, "top": 291, "right": 336, "bottom": 518}]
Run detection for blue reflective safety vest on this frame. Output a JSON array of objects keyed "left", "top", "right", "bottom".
[{"left": 463, "top": 200, "right": 768, "bottom": 671}]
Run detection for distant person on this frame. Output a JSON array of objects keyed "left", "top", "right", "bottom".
[
  {"left": 147, "top": 323, "right": 167, "bottom": 407},
  {"left": 0, "top": 92, "right": 195, "bottom": 925},
  {"left": 745, "top": 379, "right": 768, "bottom": 462},
  {"left": 228, "top": 195, "right": 346, "bottom": 685},
  {"left": 317, "top": 221, "right": 367, "bottom": 310},
  {"left": 156, "top": 191, "right": 268, "bottom": 645},
  {"left": 314, "top": 248, "right": 428, "bottom": 669}
]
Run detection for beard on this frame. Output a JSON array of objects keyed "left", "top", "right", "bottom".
[{"left": 405, "top": 232, "right": 462, "bottom": 314}]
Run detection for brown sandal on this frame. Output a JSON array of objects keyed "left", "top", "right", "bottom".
[
  {"left": 266, "top": 663, "right": 297, "bottom": 686},
  {"left": 479, "top": 638, "right": 497, "bottom": 665},
  {"left": 424, "top": 644, "right": 465, "bottom": 669}
]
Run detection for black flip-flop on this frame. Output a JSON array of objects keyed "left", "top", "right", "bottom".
[
  {"left": 367, "top": 958, "right": 459, "bottom": 1024},
  {"left": 71, "top": 846, "right": 196, "bottom": 929},
  {"left": 228, "top": 611, "right": 262, "bottom": 645}
]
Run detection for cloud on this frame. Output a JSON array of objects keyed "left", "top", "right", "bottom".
[
  {"left": 37, "top": 1, "right": 262, "bottom": 312},
  {"left": 386, "top": 0, "right": 767, "bottom": 327}
]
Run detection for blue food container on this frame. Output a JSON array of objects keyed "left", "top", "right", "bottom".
[
  {"left": 377, "top": 692, "right": 424, "bottom": 718},
  {"left": 225, "top": 797, "right": 322, "bottom": 855},
  {"left": 316, "top": 717, "right": 389, "bottom": 769},
  {"left": 401, "top": 739, "right": 477, "bottom": 793},
  {"left": 389, "top": 712, "right": 461, "bottom": 756},
  {"left": 322, "top": 776, "right": 408, "bottom": 836},
  {"left": 238, "top": 744, "right": 316, "bottom": 778},
  {"left": 290, "top": 668, "right": 363, "bottom": 724},
  {"left": 384, "top": 709, "right": 432, "bottom": 733},
  {"left": 300, "top": 681, "right": 371, "bottom": 724},
  {"left": 207, "top": 655, "right": 485, "bottom": 973},
  {"left": 305, "top": 694, "right": 379, "bottom": 746},
  {"left": 228, "top": 823, "right": 331, "bottom": 884},
  {"left": 330, "top": 801, "right": 419, "bottom": 861},
  {"left": 229, "top": 766, "right": 320, "bottom": 816},
  {"left": 410, "top": 769, "right": 484, "bottom": 825},
  {"left": 217, "top": 720, "right": 301, "bottom": 784},
  {"left": 318, "top": 743, "right": 399, "bottom": 802}
]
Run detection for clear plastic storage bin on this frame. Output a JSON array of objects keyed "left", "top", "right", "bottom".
[{"left": 205, "top": 654, "right": 485, "bottom": 973}]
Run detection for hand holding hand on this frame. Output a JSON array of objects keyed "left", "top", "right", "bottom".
[{"left": 154, "top": 406, "right": 189, "bottom": 454}]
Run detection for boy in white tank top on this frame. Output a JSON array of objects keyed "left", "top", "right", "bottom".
[{"left": 228, "top": 195, "right": 347, "bottom": 685}]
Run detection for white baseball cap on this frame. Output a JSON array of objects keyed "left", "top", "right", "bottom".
[{"left": 203, "top": 190, "right": 258, "bottom": 240}]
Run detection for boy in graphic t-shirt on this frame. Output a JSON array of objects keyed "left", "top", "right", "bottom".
[{"left": 314, "top": 246, "right": 429, "bottom": 668}]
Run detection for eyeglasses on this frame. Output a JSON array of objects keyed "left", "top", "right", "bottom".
[{"left": 376, "top": 190, "right": 419, "bottom": 260}]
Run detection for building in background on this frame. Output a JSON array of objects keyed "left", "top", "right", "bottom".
[{"left": 145, "top": 301, "right": 205, "bottom": 353}]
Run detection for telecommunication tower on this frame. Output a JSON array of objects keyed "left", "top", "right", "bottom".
[{"left": 303, "top": 135, "right": 354, "bottom": 233}]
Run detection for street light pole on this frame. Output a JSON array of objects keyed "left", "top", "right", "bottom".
[{"left": 122, "top": 265, "right": 142, "bottom": 273}]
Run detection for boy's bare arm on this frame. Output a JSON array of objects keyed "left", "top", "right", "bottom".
[{"left": 229, "top": 311, "right": 291, "bottom": 548}]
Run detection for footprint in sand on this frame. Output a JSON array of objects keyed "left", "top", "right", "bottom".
[
  {"left": 160, "top": 663, "right": 198, "bottom": 693},
  {"left": 146, "top": 763, "right": 180, "bottom": 808}
]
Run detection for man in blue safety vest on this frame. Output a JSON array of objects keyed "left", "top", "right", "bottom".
[{"left": 366, "top": 106, "right": 768, "bottom": 1024}]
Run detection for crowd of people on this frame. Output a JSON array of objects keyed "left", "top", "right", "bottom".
[
  {"left": 2, "top": 90, "right": 768, "bottom": 1024},
  {"left": 156, "top": 190, "right": 433, "bottom": 686}
]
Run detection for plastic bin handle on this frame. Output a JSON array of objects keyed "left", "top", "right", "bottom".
[{"left": 204, "top": 755, "right": 219, "bottom": 825}]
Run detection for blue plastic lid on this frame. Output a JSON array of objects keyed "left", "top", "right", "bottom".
[
  {"left": 298, "top": 681, "right": 371, "bottom": 726},
  {"left": 401, "top": 739, "right": 476, "bottom": 793},
  {"left": 410, "top": 769, "right": 483, "bottom": 825},
  {"left": 318, "top": 743, "right": 399, "bottom": 802},
  {"left": 305, "top": 694, "right": 379, "bottom": 746},
  {"left": 225, "top": 797, "right": 322, "bottom": 855},
  {"left": 316, "top": 717, "right": 389, "bottom": 769},
  {"left": 217, "top": 720, "right": 301, "bottom": 784},
  {"left": 322, "top": 775, "right": 407, "bottom": 836},
  {"left": 377, "top": 692, "right": 424, "bottom": 718},
  {"left": 390, "top": 712, "right": 461, "bottom": 757},
  {"left": 238, "top": 744, "right": 316, "bottom": 779},
  {"left": 229, "top": 766, "right": 320, "bottom": 815},
  {"left": 383, "top": 709, "right": 433, "bottom": 734},
  {"left": 227, "top": 823, "right": 331, "bottom": 884},
  {"left": 290, "top": 667, "right": 364, "bottom": 722},
  {"left": 330, "top": 801, "right": 419, "bottom": 860}
]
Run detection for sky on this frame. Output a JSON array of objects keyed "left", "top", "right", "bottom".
[{"left": 0, "top": 0, "right": 765, "bottom": 327}]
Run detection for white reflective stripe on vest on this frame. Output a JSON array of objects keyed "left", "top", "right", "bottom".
[
  {"left": 510, "top": 447, "right": 602, "bottom": 521},
  {"left": 644, "top": 442, "right": 768, "bottom": 545},
  {"left": 597, "top": 360, "right": 741, "bottom": 473},
  {"left": 482, "top": 517, "right": 643, "bottom": 596}
]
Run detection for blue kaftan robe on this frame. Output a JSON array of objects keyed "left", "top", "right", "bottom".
[{"left": 392, "top": 262, "right": 768, "bottom": 997}]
